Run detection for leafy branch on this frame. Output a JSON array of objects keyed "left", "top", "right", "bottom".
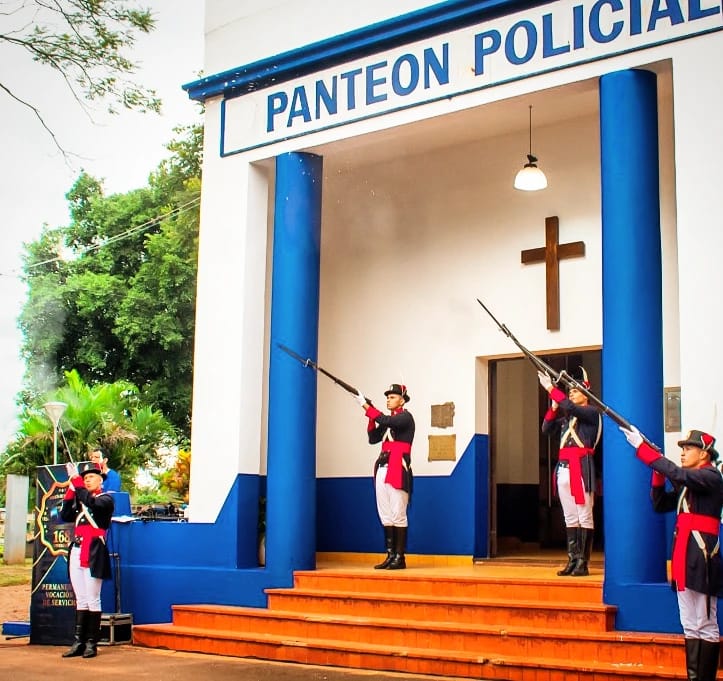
[{"left": 1, "top": 0, "right": 162, "bottom": 157}]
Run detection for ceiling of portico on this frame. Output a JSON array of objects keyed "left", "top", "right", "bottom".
[{"left": 308, "top": 60, "right": 671, "bottom": 171}]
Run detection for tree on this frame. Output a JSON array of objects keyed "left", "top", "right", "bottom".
[
  {"left": 1, "top": 370, "right": 177, "bottom": 490},
  {"left": 1, "top": 0, "right": 161, "bottom": 155},
  {"left": 157, "top": 448, "right": 190, "bottom": 503},
  {"left": 18, "top": 124, "right": 202, "bottom": 436}
]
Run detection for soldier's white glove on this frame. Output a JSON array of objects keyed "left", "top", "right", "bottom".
[
  {"left": 65, "top": 462, "right": 79, "bottom": 479},
  {"left": 537, "top": 371, "right": 553, "bottom": 392},
  {"left": 353, "top": 391, "right": 366, "bottom": 407},
  {"left": 620, "top": 425, "right": 644, "bottom": 449}
]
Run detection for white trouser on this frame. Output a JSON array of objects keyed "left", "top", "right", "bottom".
[
  {"left": 557, "top": 465, "right": 594, "bottom": 529},
  {"left": 68, "top": 545, "right": 103, "bottom": 611},
  {"left": 678, "top": 588, "right": 720, "bottom": 641},
  {"left": 375, "top": 465, "right": 408, "bottom": 527}
]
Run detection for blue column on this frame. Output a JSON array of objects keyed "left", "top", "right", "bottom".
[
  {"left": 600, "top": 69, "right": 667, "bottom": 593},
  {"left": 266, "top": 152, "right": 323, "bottom": 573}
]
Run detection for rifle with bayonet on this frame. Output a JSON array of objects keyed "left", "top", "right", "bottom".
[
  {"left": 277, "top": 344, "right": 373, "bottom": 404},
  {"left": 476, "top": 298, "right": 660, "bottom": 451}
]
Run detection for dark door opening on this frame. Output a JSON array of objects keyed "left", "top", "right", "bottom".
[{"left": 489, "top": 350, "right": 603, "bottom": 557}]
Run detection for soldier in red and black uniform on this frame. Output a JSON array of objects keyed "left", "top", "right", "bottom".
[
  {"left": 354, "top": 383, "right": 415, "bottom": 570},
  {"left": 60, "top": 461, "right": 114, "bottom": 659},
  {"left": 539, "top": 368, "right": 602, "bottom": 577},
  {"left": 621, "top": 426, "right": 723, "bottom": 681}
]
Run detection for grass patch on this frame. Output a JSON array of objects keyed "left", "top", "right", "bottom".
[{"left": 0, "top": 560, "right": 32, "bottom": 587}]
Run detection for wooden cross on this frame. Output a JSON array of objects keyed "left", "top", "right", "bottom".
[{"left": 520, "top": 216, "right": 585, "bottom": 331}]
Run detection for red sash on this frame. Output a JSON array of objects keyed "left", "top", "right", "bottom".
[
  {"left": 671, "top": 513, "right": 720, "bottom": 591},
  {"left": 74, "top": 524, "right": 106, "bottom": 568},
  {"left": 365, "top": 406, "right": 412, "bottom": 490},
  {"left": 381, "top": 440, "right": 412, "bottom": 489},
  {"left": 558, "top": 447, "right": 593, "bottom": 504}
]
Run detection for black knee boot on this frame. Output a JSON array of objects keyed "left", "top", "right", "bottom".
[
  {"left": 697, "top": 640, "right": 720, "bottom": 681},
  {"left": 374, "top": 526, "right": 395, "bottom": 569},
  {"left": 62, "top": 610, "right": 88, "bottom": 658},
  {"left": 558, "top": 527, "right": 579, "bottom": 576},
  {"left": 571, "top": 528, "right": 593, "bottom": 576},
  {"left": 388, "top": 526, "right": 407, "bottom": 570},
  {"left": 684, "top": 638, "right": 701, "bottom": 681},
  {"left": 82, "top": 611, "right": 102, "bottom": 658}
]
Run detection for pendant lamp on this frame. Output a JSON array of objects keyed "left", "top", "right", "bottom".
[{"left": 514, "top": 105, "right": 548, "bottom": 191}]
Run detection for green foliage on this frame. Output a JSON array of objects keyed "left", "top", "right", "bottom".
[
  {"left": 133, "top": 490, "right": 171, "bottom": 506},
  {"left": 157, "top": 449, "right": 190, "bottom": 503},
  {"left": 0, "top": 370, "right": 176, "bottom": 485},
  {"left": 18, "top": 124, "right": 202, "bottom": 437}
]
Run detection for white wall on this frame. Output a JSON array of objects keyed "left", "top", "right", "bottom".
[
  {"left": 187, "top": 98, "right": 272, "bottom": 520},
  {"left": 670, "top": 33, "right": 723, "bottom": 445},
  {"left": 315, "top": 112, "right": 604, "bottom": 479}
]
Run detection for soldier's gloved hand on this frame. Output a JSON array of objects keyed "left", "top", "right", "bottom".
[
  {"left": 537, "top": 371, "right": 553, "bottom": 392},
  {"left": 65, "top": 462, "right": 78, "bottom": 479},
  {"left": 353, "top": 391, "right": 367, "bottom": 407},
  {"left": 620, "top": 425, "right": 644, "bottom": 449}
]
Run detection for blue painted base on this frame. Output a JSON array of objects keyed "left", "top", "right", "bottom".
[
  {"left": 115, "top": 437, "right": 489, "bottom": 624},
  {"left": 318, "top": 435, "right": 488, "bottom": 555}
]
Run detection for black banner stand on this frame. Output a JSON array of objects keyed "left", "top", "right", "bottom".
[{"left": 30, "top": 464, "right": 77, "bottom": 645}]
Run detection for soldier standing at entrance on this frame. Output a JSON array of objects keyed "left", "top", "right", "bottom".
[
  {"left": 538, "top": 368, "right": 602, "bottom": 577},
  {"left": 620, "top": 426, "right": 723, "bottom": 681},
  {"left": 354, "top": 384, "right": 415, "bottom": 570}
]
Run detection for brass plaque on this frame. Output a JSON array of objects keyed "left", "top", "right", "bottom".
[
  {"left": 428, "top": 434, "right": 456, "bottom": 461},
  {"left": 431, "top": 402, "right": 455, "bottom": 428},
  {"left": 664, "top": 387, "right": 681, "bottom": 432}
]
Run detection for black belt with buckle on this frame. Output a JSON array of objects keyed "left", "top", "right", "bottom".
[
  {"left": 557, "top": 460, "right": 570, "bottom": 468},
  {"left": 71, "top": 537, "right": 82, "bottom": 547}
]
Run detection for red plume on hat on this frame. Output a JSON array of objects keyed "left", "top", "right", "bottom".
[
  {"left": 579, "top": 366, "right": 590, "bottom": 389},
  {"left": 384, "top": 383, "right": 410, "bottom": 402}
]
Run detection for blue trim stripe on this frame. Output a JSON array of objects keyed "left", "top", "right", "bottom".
[{"left": 183, "top": 0, "right": 549, "bottom": 101}]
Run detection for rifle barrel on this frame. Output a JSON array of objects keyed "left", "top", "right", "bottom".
[
  {"left": 476, "top": 298, "right": 661, "bottom": 451},
  {"left": 277, "top": 343, "right": 372, "bottom": 403}
]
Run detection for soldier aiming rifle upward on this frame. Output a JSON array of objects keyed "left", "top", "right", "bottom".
[{"left": 278, "top": 344, "right": 415, "bottom": 570}]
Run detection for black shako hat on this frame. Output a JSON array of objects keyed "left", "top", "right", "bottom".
[
  {"left": 678, "top": 429, "right": 720, "bottom": 462},
  {"left": 567, "top": 365, "right": 591, "bottom": 390},
  {"left": 384, "top": 383, "right": 410, "bottom": 403},
  {"left": 80, "top": 463, "right": 107, "bottom": 480}
]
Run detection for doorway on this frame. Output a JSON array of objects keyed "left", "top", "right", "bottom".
[{"left": 489, "top": 350, "right": 603, "bottom": 557}]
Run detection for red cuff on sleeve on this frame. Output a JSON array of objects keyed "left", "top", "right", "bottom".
[
  {"left": 550, "top": 387, "right": 567, "bottom": 404},
  {"left": 71, "top": 475, "right": 85, "bottom": 488},
  {"left": 651, "top": 471, "right": 666, "bottom": 487},
  {"left": 543, "top": 408, "right": 557, "bottom": 422},
  {"left": 636, "top": 441, "right": 662, "bottom": 466},
  {"left": 365, "top": 406, "right": 382, "bottom": 420},
  {"left": 64, "top": 487, "right": 75, "bottom": 500}
]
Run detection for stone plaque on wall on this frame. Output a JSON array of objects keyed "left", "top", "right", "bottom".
[
  {"left": 428, "top": 434, "right": 456, "bottom": 461},
  {"left": 431, "top": 402, "right": 455, "bottom": 428},
  {"left": 664, "top": 387, "right": 681, "bottom": 432}
]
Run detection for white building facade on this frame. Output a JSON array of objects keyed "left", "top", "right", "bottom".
[{"left": 118, "top": 0, "right": 723, "bottom": 633}]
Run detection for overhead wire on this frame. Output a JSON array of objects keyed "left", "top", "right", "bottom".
[{"left": 0, "top": 195, "right": 201, "bottom": 279}]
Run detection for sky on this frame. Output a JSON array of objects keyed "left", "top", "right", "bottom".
[{"left": 0, "top": 0, "right": 205, "bottom": 449}]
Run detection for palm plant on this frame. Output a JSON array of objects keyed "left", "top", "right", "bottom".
[{"left": 1, "top": 370, "right": 177, "bottom": 488}]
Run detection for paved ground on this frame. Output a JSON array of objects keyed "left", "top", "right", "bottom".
[{"left": 0, "top": 639, "right": 468, "bottom": 681}]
